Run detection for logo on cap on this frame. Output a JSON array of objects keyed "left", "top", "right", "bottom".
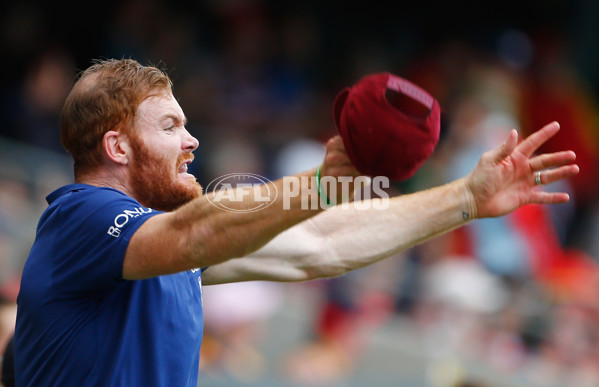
[{"left": 387, "top": 75, "right": 434, "bottom": 110}]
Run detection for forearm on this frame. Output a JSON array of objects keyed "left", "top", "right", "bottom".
[
  {"left": 305, "top": 178, "right": 477, "bottom": 278},
  {"left": 202, "top": 178, "right": 477, "bottom": 284}
]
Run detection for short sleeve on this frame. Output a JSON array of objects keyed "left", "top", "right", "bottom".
[{"left": 45, "top": 188, "right": 161, "bottom": 294}]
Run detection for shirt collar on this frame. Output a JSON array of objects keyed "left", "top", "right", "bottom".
[{"left": 46, "top": 184, "right": 95, "bottom": 205}]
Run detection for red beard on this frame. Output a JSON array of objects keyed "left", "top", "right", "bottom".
[{"left": 129, "top": 136, "right": 203, "bottom": 211}]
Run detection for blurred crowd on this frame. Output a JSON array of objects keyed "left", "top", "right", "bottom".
[{"left": 1, "top": 1, "right": 599, "bottom": 386}]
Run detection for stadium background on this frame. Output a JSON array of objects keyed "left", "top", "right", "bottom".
[{"left": 1, "top": 1, "right": 599, "bottom": 386}]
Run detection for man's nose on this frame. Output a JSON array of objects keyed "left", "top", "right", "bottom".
[{"left": 182, "top": 128, "right": 199, "bottom": 151}]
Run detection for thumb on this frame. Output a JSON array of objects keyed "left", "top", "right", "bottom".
[{"left": 488, "top": 129, "right": 518, "bottom": 163}]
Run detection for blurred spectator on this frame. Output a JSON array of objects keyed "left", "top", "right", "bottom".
[
  {"left": 0, "top": 49, "right": 75, "bottom": 154},
  {"left": 200, "top": 281, "right": 283, "bottom": 382},
  {"left": 520, "top": 33, "right": 599, "bottom": 256}
]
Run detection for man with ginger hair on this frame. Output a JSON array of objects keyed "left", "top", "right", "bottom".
[{"left": 14, "top": 58, "right": 578, "bottom": 386}]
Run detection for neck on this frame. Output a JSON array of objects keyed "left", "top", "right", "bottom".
[{"left": 76, "top": 167, "right": 133, "bottom": 197}]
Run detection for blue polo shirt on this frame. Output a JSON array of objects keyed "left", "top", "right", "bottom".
[{"left": 15, "top": 184, "right": 205, "bottom": 387}]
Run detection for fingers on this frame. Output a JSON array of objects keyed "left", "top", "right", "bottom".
[
  {"left": 516, "top": 121, "right": 561, "bottom": 157},
  {"left": 488, "top": 129, "right": 518, "bottom": 163},
  {"left": 325, "top": 135, "right": 346, "bottom": 153},
  {"left": 324, "top": 146, "right": 355, "bottom": 169},
  {"left": 529, "top": 150, "right": 577, "bottom": 171},
  {"left": 529, "top": 148, "right": 579, "bottom": 188},
  {"left": 530, "top": 191, "right": 571, "bottom": 205},
  {"left": 323, "top": 135, "right": 361, "bottom": 176},
  {"left": 534, "top": 164, "right": 580, "bottom": 186}
]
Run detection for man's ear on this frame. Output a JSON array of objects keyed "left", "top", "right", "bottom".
[{"left": 102, "top": 130, "right": 131, "bottom": 165}]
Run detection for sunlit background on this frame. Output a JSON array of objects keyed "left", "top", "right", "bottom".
[{"left": 1, "top": 1, "right": 599, "bottom": 386}]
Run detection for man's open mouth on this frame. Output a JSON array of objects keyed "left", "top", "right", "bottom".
[{"left": 178, "top": 161, "right": 190, "bottom": 173}]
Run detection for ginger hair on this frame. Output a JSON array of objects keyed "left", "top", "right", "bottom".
[{"left": 60, "top": 58, "right": 173, "bottom": 178}]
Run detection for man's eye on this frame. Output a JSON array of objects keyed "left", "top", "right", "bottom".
[{"left": 164, "top": 125, "right": 175, "bottom": 132}]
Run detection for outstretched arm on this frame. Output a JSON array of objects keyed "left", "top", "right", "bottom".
[
  {"left": 122, "top": 136, "right": 357, "bottom": 280},
  {"left": 202, "top": 122, "right": 579, "bottom": 285}
]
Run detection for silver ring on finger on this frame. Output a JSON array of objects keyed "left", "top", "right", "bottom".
[{"left": 534, "top": 170, "right": 543, "bottom": 186}]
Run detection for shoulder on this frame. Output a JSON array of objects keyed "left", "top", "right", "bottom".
[
  {"left": 42, "top": 184, "right": 161, "bottom": 237},
  {"left": 48, "top": 184, "right": 152, "bottom": 217}
]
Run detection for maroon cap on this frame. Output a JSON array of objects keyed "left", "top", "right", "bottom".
[{"left": 333, "top": 72, "right": 441, "bottom": 181}]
